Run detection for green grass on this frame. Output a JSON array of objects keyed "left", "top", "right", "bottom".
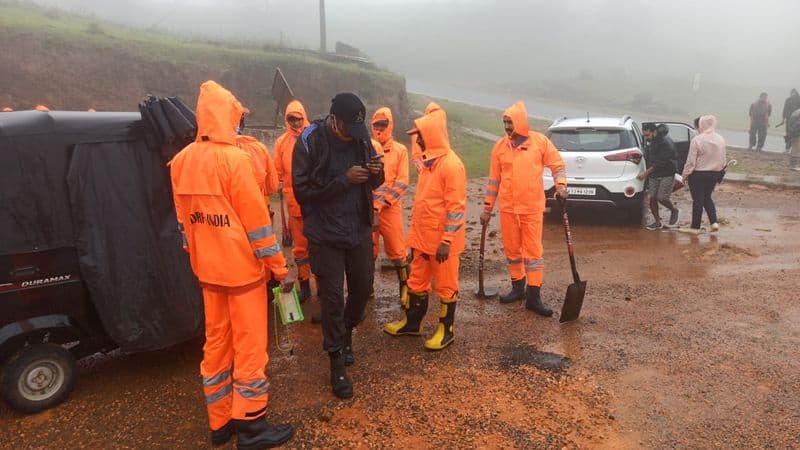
[
  {"left": 0, "top": 1, "right": 398, "bottom": 81},
  {"left": 409, "top": 93, "right": 553, "bottom": 178}
]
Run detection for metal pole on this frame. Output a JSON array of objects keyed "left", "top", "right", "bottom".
[{"left": 319, "top": 0, "right": 327, "bottom": 53}]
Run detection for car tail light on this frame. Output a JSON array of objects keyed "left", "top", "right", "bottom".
[
  {"left": 624, "top": 186, "right": 636, "bottom": 197},
  {"left": 604, "top": 150, "right": 642, "bottom": 164}
]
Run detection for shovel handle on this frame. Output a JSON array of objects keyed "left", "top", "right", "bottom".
[
  {"left": 558, "top": 198, "right": 581, "bottom": 284},
  {"left": 477, "top": 221, "right": 488, "bottom": 292}
]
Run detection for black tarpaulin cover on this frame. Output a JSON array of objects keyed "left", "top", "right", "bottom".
[
  {"left": 66, "top": 139, "right": 202, "bottom": 352},
  {"left": 1, "top": 110, "right": 202, "bottom": 352}
]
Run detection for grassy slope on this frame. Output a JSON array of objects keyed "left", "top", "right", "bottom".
[
  {"left": 409, "top": 93, "right": 552, "bottom": 177},
  {"left": 0, "top": 1, "right": 408, "bottom": 124}
]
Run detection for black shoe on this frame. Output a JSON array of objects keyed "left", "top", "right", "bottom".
[
  {"left": 233, "top": 417, "right": 294, "bottom": 450},
  {"left": 329, "top": 350, "right": 353, "bottom": 399},
  {"left": 499, "top": 278, "right": 526, "bottom": 303},
  {"left": 343, "top": 327, "right": 355, "bottom": 366},
  {"left": 299, "top": 279, "right": 311, "bottom": 303},
  {"left": 211, "top": 421, "right": 234, "bottom": 447},
  {"left": 525, "top": 285, "right": 553, "bottom": 317}
]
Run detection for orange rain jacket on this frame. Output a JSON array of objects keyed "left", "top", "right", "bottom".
[
  {"left": 274, "top": 100, "right": 310, "bottom": 217},
  {"left": 170, "top": 80, "right": 288, "bottom": 286},
  {"left": 371, "top": 107, "right": 410, "bottom": 212},
  {"left": 236, "top": 135, "right": 279, "bottom": 196},
  {"left": 484, "top": 101, "right": 567, "bottom": 215},
  {"left": 407, "top": 106, "right": 467, "bottom": 256}
]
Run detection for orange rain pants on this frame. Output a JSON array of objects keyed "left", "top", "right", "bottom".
[
  {"left": 500, "top": 211, "right": 545, "bottom": 286},
  {"left": 200, "top": 279, "right": 270, "bottom": 431},
  {"left": 406, "top": 251, "right": 460, "bottom": 301},
  {"left": 288, "top": 215, "right": 310, "bottom": 279}
]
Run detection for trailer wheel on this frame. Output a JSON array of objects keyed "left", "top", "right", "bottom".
[{"left": 1, "top": 344, "right": 76, "bottom": 414}]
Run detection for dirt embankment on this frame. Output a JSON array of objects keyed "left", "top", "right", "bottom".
[{"left": 0, "top": 6, "right": 410, "bottom": 126}]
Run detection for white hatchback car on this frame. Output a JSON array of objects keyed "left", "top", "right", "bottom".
[{"left": 543, "top": 116, "right": 695, "bottom": 223}]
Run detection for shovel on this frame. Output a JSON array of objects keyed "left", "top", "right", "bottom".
[
  {"left": 558, "top": 198, "right": 586, "bottom": 322},
  {"left": 279, "top": 190, "right": 292, "bottom": 247},
  {"left": 474, "top": 220, "right": 498, "bottom": 299}
]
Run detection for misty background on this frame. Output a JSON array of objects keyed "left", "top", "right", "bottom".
[{"left": 21, "top": 0, "right": 800, "bottom": 129}]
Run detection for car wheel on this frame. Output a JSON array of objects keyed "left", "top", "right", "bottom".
[
  {"left": 1, "top": 344, "right": 76, "bottom": 414},
  {"left": 626, "top": 202, "right": 644, "bottom": 225}
]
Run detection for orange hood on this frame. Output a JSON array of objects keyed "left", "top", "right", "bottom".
[
  {"left": 371, "top": 107, "right": 394, "bottom": 145},
  {"left": 284, "top": 100, "right": 309, "bottom": 137},
  {"left": 504, "top": 101, "right": 529, "bottom": 137},
  {"left": 195, "top": 80, "right": 248, "bottom": 145},
  {"left": 414, "top": 107, "right": 451, "bottom": 162}
]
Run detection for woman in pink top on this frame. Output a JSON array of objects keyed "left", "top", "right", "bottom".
[{"left": 682, "top": 115, "right": 727, "bottom": 232}]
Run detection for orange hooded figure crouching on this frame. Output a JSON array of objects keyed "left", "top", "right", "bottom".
[
  {"left": 383, "top": 103, "right": 466, "bottom": 351},
  {"left": 169, "top": 80, "right": 295, "bottom": 448}
]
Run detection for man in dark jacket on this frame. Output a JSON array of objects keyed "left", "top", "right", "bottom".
[
  {"left": 292, "top": 93, "right": 384, "bottom": 399},
  {"left": 780, "top": 89, "right": 800, "bottom": 151},
  {"left": 639, "top": 123, "right": 679, "bottom": 230},
  {"left": 749, "top": 92, "right": 772, "bottom": 151}
]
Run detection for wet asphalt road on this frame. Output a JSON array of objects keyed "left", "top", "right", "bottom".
[{"left": 1, "top": 181, "right": 799, "bottom": 449}]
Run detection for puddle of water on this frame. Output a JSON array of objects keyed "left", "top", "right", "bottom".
[{"left": 500, "top": 344, "right": 570, "bottom": 374}]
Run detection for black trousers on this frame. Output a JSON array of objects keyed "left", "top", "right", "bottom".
[
  {"left": 688, "top": 171, "right": 720, "bottom": 229},
  {"left": 309, "top": 238, "right": 374, "bottom": 353},
  {"left": 749, "top": 123, "right": 767, "bottom": 150}
]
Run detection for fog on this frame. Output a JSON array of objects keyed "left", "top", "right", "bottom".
[{"left": 25, "top": 0, "right": 800, "bottom": 122}]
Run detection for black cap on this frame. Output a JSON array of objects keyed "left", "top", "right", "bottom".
[{"left": 330, "top": 93, "right": 369, "bottom": 140}]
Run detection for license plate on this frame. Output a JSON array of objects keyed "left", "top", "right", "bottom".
[{"left": 568, "top": 187, "right": 596, "bottom": 196}]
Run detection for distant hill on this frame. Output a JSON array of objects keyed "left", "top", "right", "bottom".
[{"left": 0, "top": 1, "right": 410, "bottom": 128}]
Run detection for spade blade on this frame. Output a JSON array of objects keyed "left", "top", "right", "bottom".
[{"left": 559, "top": 280, "right": 587, "bottom": 323}]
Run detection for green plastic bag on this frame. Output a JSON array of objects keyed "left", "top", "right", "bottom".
[{"left": 272, "top": 285, "right": 304, "bottom": 325}]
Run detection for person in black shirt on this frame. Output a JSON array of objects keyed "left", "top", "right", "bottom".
[
  {"left": 638, "top": 123, "right": 679, "bottom": 230},
  {"left": 292, "top": 93, "right": 384, "bottom": 399}
]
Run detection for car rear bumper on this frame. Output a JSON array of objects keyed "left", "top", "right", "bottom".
[{"left": 544, "top": 186, "right": 644, "bottom": 209}]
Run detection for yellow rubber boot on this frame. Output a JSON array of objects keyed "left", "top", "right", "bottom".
[
  {"left": 423, "top": 301, "right": 456, "bottom": 350},
  {"left": 384, "top": 292, "right": 428, "bottom": 336},
  {"left": 395, "top": 261, "right": 410, "bottom": 308}
]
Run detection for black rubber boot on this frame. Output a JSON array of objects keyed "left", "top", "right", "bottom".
[
  {"left": 329, "top": 350, "right": 353, "bottom": 399},
  {"left": 395, "top": 263, "right": 409, "bottom": 308},
  {"left": 210, "top": 421, "right": 234, "bottom": 447},
  {"left": 299, "top": 279, "right": 311, "bottom": 304},
  {"left": 525, "top": 285, "right": 553, "bottom": 317},
  {"left": 383, "top": 292, "right": 429, "bottom": 336},
  {"left": 499, "top": 278, "right": 526, "bottom": 303},
  {"left": 423, "top": 301, "right": 456, "bottom": 350},
  {"left": 233, "top": 416, "right": 294, "bottom": 450},
  {"left": 343, "top": 327, "right": 355, "bottom": 366}
]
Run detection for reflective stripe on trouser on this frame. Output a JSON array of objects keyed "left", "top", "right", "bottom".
[
  {"left": 372, "top": 204, "right": 407, "bottom": 260},
  {"left": 200, "top": 280, "right": 269, "bottom": 430},
  {"left": 406, "top": 248, "right": 460, "bottom": 300},
  {"left": 500, "top": 211, "right": 544, "bottom": 286},
  {"left": 289, "top": 215, "right": 311, "bottom": 281}
]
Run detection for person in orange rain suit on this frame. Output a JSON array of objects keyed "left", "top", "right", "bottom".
[
  {"left": 34, "top": 104, "right": 50, "bottom": 112},
  {"left": 384, "top": 104, "right": 466, "bottom": 351},
  {"left": 169, "top": 80, "right": 295, "bottom": 449},
  {"left": 2, "top": 107, "right": 13, "bottom": 112},
  {"left": 480, "top": 101, "right": 569, "bottom": 317},
  {"left": 370, "top": 107, "right": 410, "bottom": 304},
  {"left": 273, "top": 100, "right": 314, "bottom": 302}
]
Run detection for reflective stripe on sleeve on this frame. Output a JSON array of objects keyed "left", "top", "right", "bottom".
[{"left": 254, "top": 243, "right": 282, "bottom": 258}]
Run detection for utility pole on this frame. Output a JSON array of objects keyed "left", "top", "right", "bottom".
[{"left": 319, "top": 0, "right": 327, "bottom": 53}]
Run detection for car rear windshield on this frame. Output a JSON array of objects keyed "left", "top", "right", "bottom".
[{"left": 548, "top": 129, "right": 636, "bottom": 152}]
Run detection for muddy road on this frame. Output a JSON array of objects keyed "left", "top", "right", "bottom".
[{"left": 2, "top": 181, "right": 799, "bottom": 449}]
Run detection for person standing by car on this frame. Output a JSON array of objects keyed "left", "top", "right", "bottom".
[
  {"left": 170, "top": 80, "right": 295, "bottom": 449},
  {"left": 748, "top": 92, "right": 772, "bottom": 151},
  {"left": 779, "top": 89, "right": 800, "bottom": 152},
  {"left": 370, "top": 107, "right": 410, "bottom": 305},
  {"left": 383, "top": 104, "right": 466, "bottom": 350},
  {"left": 788, "top": 108, "right": 800, "bottom": 170},
  {"left": 292, "top": 93, "right": 384, "bottom": 399},
  {"left": 681, "top": 115, "right": 727, "bottom": 233},
  {"left": 639, "top": 123, "right": 680, "bottom": 230},
  {"left": 479, "top": 101, "right": 568, "bottom": 315}
]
